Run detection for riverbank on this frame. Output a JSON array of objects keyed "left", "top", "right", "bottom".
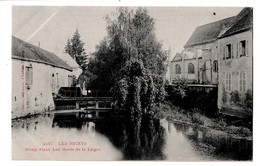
[{"left": 154, "top": 102, "right": 252, "bottom": 141}]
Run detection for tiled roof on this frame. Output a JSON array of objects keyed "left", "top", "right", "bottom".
[
  {"left": 12, "top": 36, "right": 72, "bottom": 71},
  {"left": 184, "top": 16, "right": 235, "bottom": 47},
  {"left": 220, "top": 7, "right": 253, "bottom": 38}
]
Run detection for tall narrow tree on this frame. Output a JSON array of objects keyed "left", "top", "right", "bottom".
[{"left": 64, "top": 29, "right": 88, "bottom": 69}]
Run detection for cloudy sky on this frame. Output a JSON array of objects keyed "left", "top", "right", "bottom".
[{"left": 12, "top": 6, "right": 243, "bottom": 61}]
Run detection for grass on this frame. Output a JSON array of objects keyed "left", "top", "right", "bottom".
[{"left": 154, "top": 102, "right": 252, "bottom": 139}]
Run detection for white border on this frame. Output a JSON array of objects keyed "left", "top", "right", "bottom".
[{"left": 1, "top": 0, "right": 259, "bottom": 166}]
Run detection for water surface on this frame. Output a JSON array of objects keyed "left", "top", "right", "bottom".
[{"left": 12, "top": 114, "right": 252, "bottom": 160}]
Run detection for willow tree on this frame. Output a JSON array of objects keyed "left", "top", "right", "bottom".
[
  {"left": 89, "top": 7, "right": 168, "bottom": 147},
  {"left": 90, "top": 7, "right": 167, "bottom": 90}
]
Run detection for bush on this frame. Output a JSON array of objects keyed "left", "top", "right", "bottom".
[
  {"left": 189, "top": 111, "right": 214, "bottom": 127},
  {"left": 214, "top": 116, "right": 227, "bottom": 129},
  {"left": 244, "top": 89, "right": 253, "bottom": 109},
  {"left": 153, "top": 102, "right": 173, "bottom": 119},
  {"left": 222, "top": 87, "right": 227, "bottom": 103},
  {"left": 230, "top": 90, "right": 241, "bottom": 106},
  {"left": 191, "top": 112, "right": 204, "bottom": 125},
  {"left": 225, "top": 125, "right": 252, "bottom": 137}
]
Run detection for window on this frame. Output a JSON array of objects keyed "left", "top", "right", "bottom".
[
  {"left": 188, "top": 63, "right": 194, "bottom": 74},
  {"left": 175, "top": 64, "right": 181, "bottom": 74},
  {"left": 238, "top": 40, "right": 248, "bottom": 57},
  {"left": 239, "top": 71, "right": 246, "bottom": 92},
  {"left": 213, "top": 61, "right": 218, "bottom": 72},
  {"left": 225, "top": 73, "right": 232, "bottom": 92},
  {"left": 223, "top": 44, "right": 233, "bottom": 60},
  {"left": 25, "top": 66, "right": 33, "bottom": 85}
]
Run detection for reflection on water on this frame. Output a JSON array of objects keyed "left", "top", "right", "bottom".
[
  {"left": 12, "top": 113, "right": 252, "bottom": 161},
  {"left": 12, "top": 114, "right": 122, "bottom": 160},
  {"left": 160, "top": 119, "right": 200, "bottom": 161},
  {"left": 173, "top": 122, "right": 252, "bottom": 160}
]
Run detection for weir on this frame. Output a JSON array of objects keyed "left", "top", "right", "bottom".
[{"left": 53, "top": 88, "right": 115, "bottom": 120}]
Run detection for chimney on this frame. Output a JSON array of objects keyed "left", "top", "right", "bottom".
[{"left": 38, "top": 41, "right": 40, "bottom": 48}]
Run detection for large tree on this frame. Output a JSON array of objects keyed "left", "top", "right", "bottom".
[
  {"left": 89, "top": 7, "right": 168, "bottom": 90},
  {"left": 88, "top": 7, "right": 168, "bottom": 148}
]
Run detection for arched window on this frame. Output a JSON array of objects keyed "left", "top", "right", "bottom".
[
  {"left": 175, "top": 64, "right": 181, "bottom": 74},
  {"left": 213, "top": 60, "right": 218, "bottom": 72},
  {"left": 188, "top": 63, "right": 194, "bottom": 74}
]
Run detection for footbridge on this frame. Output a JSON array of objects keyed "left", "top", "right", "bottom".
[{"left": 53, "top": 88, "right": 115, "bottom": 120}]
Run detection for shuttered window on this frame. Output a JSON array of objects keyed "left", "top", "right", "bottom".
[
  {"left": 225, "top": 73, "right": 232, "bottom": 92},
  {"left": 25, "top": 66, "right": 33, "bottom": 85},
  {"left": 238, "top": 40, "right": 249, "bottom": 57},
  {"left": 223, "top": 44, "right": 234, "bottom": 60},
  {"left": 239, "top": 71, "right": 246, "bottom": 92}
]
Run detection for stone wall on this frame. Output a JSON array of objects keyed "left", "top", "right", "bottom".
[
  {"left": 12, "top": 59, "right": 75, "bottom": 118},
  {"left": 217, "top": 30, "right": 253, "bottom": 112}
]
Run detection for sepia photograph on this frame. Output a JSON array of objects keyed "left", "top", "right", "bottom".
[{"left": 11, "top": 5, "right": 253, "bottom": 161}]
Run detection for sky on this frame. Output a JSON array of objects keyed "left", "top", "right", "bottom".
[
  {"left": 12, "top": 6, "right": 243, "bottom": 62},
  {"left": 12, "top": 6, "right": 243, "bottom": 79}
]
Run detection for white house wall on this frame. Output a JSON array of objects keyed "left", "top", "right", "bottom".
[
  {"left": 217, "top": 30, "right": 253, "bottom": 109},
  {"left": 12, "top": 59, "right": 74, "bottom": 118}
]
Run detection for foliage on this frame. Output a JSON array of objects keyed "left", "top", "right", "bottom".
[
  {"left": 166, "top": 79, "right": 218, "bottom": 117},
  {"left": 190, "top": 112, "right": 215, "bottom": 127},
  {"left": 190, "top": 112, "right": 204, "bottom": 125},
  {"left": 244, "top": 89, "right": 253, "bottom": 109},
  {"left": 165, "top": 79, "right": 187, "bottom": 106},
  {"left": 88, "top": 7, "right": 168, "bottom": 90},
  {"left": 65, "top": 29, "right": 88, "bottom": 69},
  {"left": 222, "top": 87, "right": 227, "bottom": 103},
  {"left": 230, "top": 90, "right": 241, "bottom": 106},
  {"left": 214, "top": 116, "right": 227, "bottom": 129},
  {"left": 81, "top": 8, "right": 168, "bottom": 149},
  {"left": 225, "top": 125, "right": 252, "bottom": 138},
  {"left": 113, "top": 60, "right": 159, "bottom": 146},
  {"left": 158, "top": 102, "right": 252, "bottom": 138},
  {"left": 153, "top": 102, "right": 172, "bottom": 119},
  {"left": 76, "top": 70, "right": 95, "bottom": 90}
]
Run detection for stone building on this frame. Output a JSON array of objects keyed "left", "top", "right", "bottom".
[
  {"left": 170, "top": 7, "right": 253, "bottom": 117},
  {"left": 170, "top": 16, "right": 235, "bottom": 84},
  {"left": 12, "top": 36, "right": 77, "bottom": 118},
  {"left": 170, "top": 49, "right": 202, "bottom": 83},
  {"left": 217, "top": 8, "right": 253, "bottom": 116}
]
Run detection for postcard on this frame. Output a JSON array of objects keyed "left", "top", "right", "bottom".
[{"left": 11, "top": 6, "right": 253, "bottom": 161}]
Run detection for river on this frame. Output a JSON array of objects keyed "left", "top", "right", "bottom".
[{"left": 12, "top": 113, "right": 252, "bottom": 161}]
